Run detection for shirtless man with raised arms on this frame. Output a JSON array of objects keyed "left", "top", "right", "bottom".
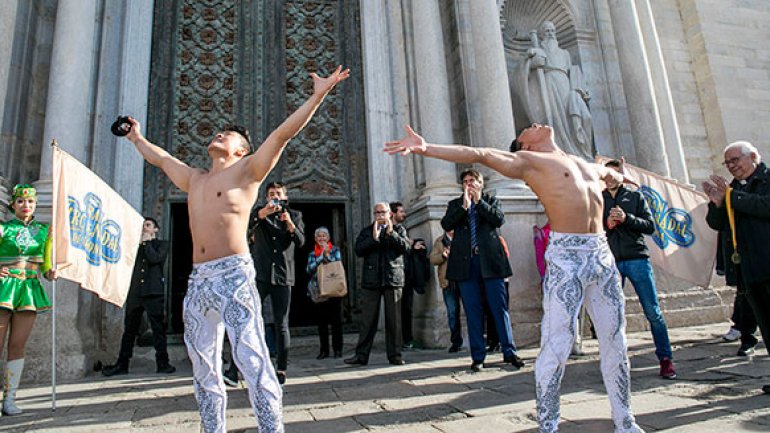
[
  {"left": 385, "top": 123, "right": 644, "bottom": 433},
  {"left": 122, "top": 66, "right": 349, "bottom": 433}
]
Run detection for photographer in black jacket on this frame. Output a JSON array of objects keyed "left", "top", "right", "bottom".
[
  {"left": 245, "top": 182, "right": 304, "bottom": 385},
  {"left": 103, "top": 217, "right": 175, "bottom": 376}
]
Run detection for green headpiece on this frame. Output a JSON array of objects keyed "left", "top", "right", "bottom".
[{"left": 9, "top": 184, "right": 37, "bottom": 210}]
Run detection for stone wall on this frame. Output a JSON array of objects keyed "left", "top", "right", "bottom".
[{"left": 675, "top": 0, "right": 770, "bottom": 181}]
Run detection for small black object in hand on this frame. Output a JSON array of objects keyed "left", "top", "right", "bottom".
[{"left": 111, "top": 116, "right": 132, "bottom": 137}]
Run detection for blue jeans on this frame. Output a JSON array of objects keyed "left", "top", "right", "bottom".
[
  {"left": 442, "top": 282, "right": 463, "bottom": 348},
  {"left": 616, "top": 258, "right": 673, "bottom": 360},
  {"left": 458, "top": 256, "right": 516, "bottom": 363}
]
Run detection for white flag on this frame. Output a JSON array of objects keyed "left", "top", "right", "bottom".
[
  {"left": 53, "top": 146, "right": 143, "bottom": 306},
  {"left": 600, "top": 158, "right": 718, "bottom": 287}
]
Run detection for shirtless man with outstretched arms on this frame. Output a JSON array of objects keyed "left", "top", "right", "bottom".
[
  {"left": 385, "top": 123, "right": 645, "bottom": 433},
  {"left": 123, "top": 66, "right": 349, "bottom": 433}
]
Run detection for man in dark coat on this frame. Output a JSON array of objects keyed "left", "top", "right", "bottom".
[
  {"left": 103, "top": 217, "right": 175, "bottom": 376},
  {"left": 246, "top": 181, "right": 304, "bottom": 385},
  {"left": 704, "top": 141, "right": 770, "bottom": 394},
  {"left": 345, "top": 202, "right": 411, "bottom": 366},
  {"left": 441, "top": 169, "right": 524, "bottom": 372}
]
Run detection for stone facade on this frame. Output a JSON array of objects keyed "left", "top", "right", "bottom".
[{"left": 2, "top": 0, "right": 768, "bottom": 380}]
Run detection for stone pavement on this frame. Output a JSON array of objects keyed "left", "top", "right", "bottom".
[{"left": 1, "top": 322, "right": 769, "bottom": 432}]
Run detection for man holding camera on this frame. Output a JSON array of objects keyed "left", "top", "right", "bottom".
[
  {"left": 249, "top": 182, "right": 305, "bottom": 385},
  {"left": 103, "top": 217, "right": 175, "bottom": 377}
]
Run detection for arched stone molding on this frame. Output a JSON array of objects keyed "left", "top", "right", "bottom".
[{"left": 500, "top": 0, "right": 579, "bottom": 54}]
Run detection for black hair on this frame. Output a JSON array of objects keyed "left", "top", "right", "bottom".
[
  {"left": 459, "top": 169, "right": 483, "bottom": 184},
  {"left": 223, "top": 124, "right": 252, "bottom": 153},
  {"left": 509, "top": 139, "right": 522, "bottom": 153},
  {"left": 389, "top": 201, "right": 404, "bottom": 213},
  {"left": 266, "top": 182, "right": 287, "bottom": 193},
  {"left": 604, "top": 159, "right": 623, "bottom": 168},
  {"left": 144, "top": 216, "right": 159, "bottom": 229}
]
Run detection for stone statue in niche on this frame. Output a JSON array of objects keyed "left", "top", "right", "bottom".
[{"left": 512, "top": 21, "right": 593, "bottom": 160}]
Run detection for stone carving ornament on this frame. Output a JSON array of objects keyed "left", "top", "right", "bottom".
[{"left": 512, "top": 21, "right": 593, "bottom": 160}]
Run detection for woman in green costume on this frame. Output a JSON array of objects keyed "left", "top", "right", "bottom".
[{"left": 0, "top": 184, "right": 57, "bottom": 416}]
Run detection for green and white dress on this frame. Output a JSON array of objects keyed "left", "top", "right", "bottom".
[{"left": 0, "top": 218, "right": 53, "bottom": 312}]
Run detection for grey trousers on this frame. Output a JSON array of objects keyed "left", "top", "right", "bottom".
[{"left": 354, "top": 286, "right": 403, "bottom": 361}]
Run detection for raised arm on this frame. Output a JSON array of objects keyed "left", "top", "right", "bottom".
[
  {"left": 246, "top": 66, "right": 350, "bottom": 182},
  {"left": 385, "top": 125, "right": 529, "bottom": 180},
  {"left": 594, "top": 162, "right": 638, "bottom": 189},
  {"left": 124, "top": 117, "right": 198, "bottom": 192}
]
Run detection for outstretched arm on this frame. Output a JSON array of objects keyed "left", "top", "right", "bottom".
[
  {"left": 595, "top": 163, "right": 638, "bottom": 189},
  {"left": 124, "top": 117, "right": 198, "bottom": 192},
  {"left": 385, "top": 125, "right": 529, "bottom": 180},
  {"left": 246, "top": 66, "right": 350, "bottom": 182}
]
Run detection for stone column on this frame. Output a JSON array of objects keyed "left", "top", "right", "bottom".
[
  {"left": 635, "top": 0, "right": 689, "bottom": 183},
  {"left": 454, "top": 0, "right": 525, "bottom": 195},
  {"left": 360, "top": 1, "right": 410, "bottom": 206},
  {"left": 39, "top": 0, "right": 98, "bottom": 184},
  {"left": 0, "top": 0, "right": 19, "bottom": 160},
  {"left": 410, "top": 0, "right": 460, "bottom": 199},
  {"left": 607, "top": 0, "right": 670, "bottom": 176}
]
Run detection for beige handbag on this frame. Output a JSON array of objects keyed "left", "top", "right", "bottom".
[{"left": 317, "top": 261, "right": 348, "bottom": 298}]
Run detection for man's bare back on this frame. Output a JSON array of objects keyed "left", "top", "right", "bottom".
[
  {"left": 384, "top": 123, "right": 631, "bottom": 234},
  {"left": 122, "top": 66, "right": 349, "bottom": 263}
]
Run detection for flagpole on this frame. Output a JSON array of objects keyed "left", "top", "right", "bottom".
[{"left": 50, "top": 139, "right": 58, "bottom": 412}]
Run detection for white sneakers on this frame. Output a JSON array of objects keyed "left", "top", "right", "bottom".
[{"left": 723, "top": 327, "right": 742, "bottom": 342}]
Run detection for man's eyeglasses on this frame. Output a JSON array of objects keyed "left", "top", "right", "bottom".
[
  {"left": 374, "top": 210, "right": 389, "bottom": 214},
  {"left": 722, "top": 156, "right": 744, "bottom": 166}
]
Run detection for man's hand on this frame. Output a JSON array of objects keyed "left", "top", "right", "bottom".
[
  {"left": 140, "top": 232, "right": 154, "bottom": 242},
  {"left": 384, "top": 125, "right": 427, "bottom": 156},
  {"left": 125, "top": 116, "right": 144, "bottom": 143},
  {"left": 702, "top": 175, "right": 729, "bottom": 207},
  {"left": 0, "top": 267, "right": 9, "bottom": 278},
  {"left": 385, "top": 217, "right": 393, "bottom": 235},
  {"left": 279, "top": 211, "right": 295, "bottom": 233},
  {"left": 310, "top": 65, "right": 350, "bottom": 98},
  {"left": 413, "top": 240, "right": 426, "bottom": 251},
  {"left": 442, "top": 246, "right": 450, "bottom": 259},
  {"left": 372, "top": 222, "right": 382, "bottom": 240},
  {"left": 462, "top": 187, "right": 472, "bottom": 210},
  {"left": 468, "top": 184, "right": 482, "bottom": 204},
  {"left": 608, "top": 206, "right": 626, "bottom": 224},
  {"left": 258, "top": 202, "right": 282, "bottom": 219}
]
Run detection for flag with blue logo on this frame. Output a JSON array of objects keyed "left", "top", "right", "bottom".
[
  {"left": 52, "top": 147, "right": 144, "bottom": 306},
  {"left": 611, "top": 161, "right": 718, "bottom": 287}
]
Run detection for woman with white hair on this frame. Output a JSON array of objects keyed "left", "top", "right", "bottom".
[{"left": 306, "top": 226, "right": 344, "bottom": 359}]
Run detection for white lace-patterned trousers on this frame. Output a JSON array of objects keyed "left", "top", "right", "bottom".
[
  {"left": 184, "top": 253, "right": 283, "bottom": 433},
  {"left": 536, "top": 232, "right": 644, "bottom": 433}
]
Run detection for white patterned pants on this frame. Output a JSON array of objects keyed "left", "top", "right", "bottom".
[
  {"left": 535, "top": 232, "right": 644, "bottom": 433},
  {"left": 184, "top": 254, "right": 283, "bottom": 433}
]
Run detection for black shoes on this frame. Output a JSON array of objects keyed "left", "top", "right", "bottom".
[
  {"left": 317, "top": 351, "right": 329, "bottom": 360},
  {"left": 102, "top": 361, "right": 129, "bottom": 377},
  {"left": 470, "top": 362, "right": 484, "bottom": 372},
  {"left": 223, "top": 367, "right": 239, "bottom": 387},
  {"left": 276, "top": 371, "right": 286, "bottom": 385},
  {"left": 156, "top": 362, "right": 176, "bottom": 374},
  {"left": 737, "top": 342, "right": 756, "bottom": 357},
  {"left": 388, "top": 357, "right": 405, "bottom": 366},
  {"left": 504, "top": 354, "right": 525, "bottom": 370},
  {"left": 333, "top": 350, "right": 342, "bottom": 359},
  {"left": 762, "top": 384, "right": 770, "bottom": 395},
  {"left": 344, "top": 355, "right": 368, "bottom": 366},
  {"left": 448, "top": 344, "right": 462, "bottom": 353},
  {"left": 486, "top": 343, "right": 500, "bottom": 353}
]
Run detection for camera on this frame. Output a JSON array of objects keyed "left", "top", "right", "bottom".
[
  {"left": 110, "top": 116, "right": 132, "bottom": 137},
  {"left": 270, "top": 199, "right": 289, "bottom": 213}
]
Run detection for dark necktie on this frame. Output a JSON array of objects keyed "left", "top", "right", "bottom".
[{"left": 469, "top": 202, "right": 479, "bottom": 250}]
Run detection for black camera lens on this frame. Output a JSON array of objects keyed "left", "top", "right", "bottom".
[{"left": 111, "top": 116, "right": 132, "bottom": 137}]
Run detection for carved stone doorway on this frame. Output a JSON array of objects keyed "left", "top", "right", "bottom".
[{"left": 145, "top": 0, "right": 368, "bottom": 333}]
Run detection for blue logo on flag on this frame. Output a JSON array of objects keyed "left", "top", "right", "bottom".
[
  {"left": 640, "top": 185, "right": 695, "bottom": 249},
  {"left": 67, "top": 193, "right": 122, "bottom": 266}
]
